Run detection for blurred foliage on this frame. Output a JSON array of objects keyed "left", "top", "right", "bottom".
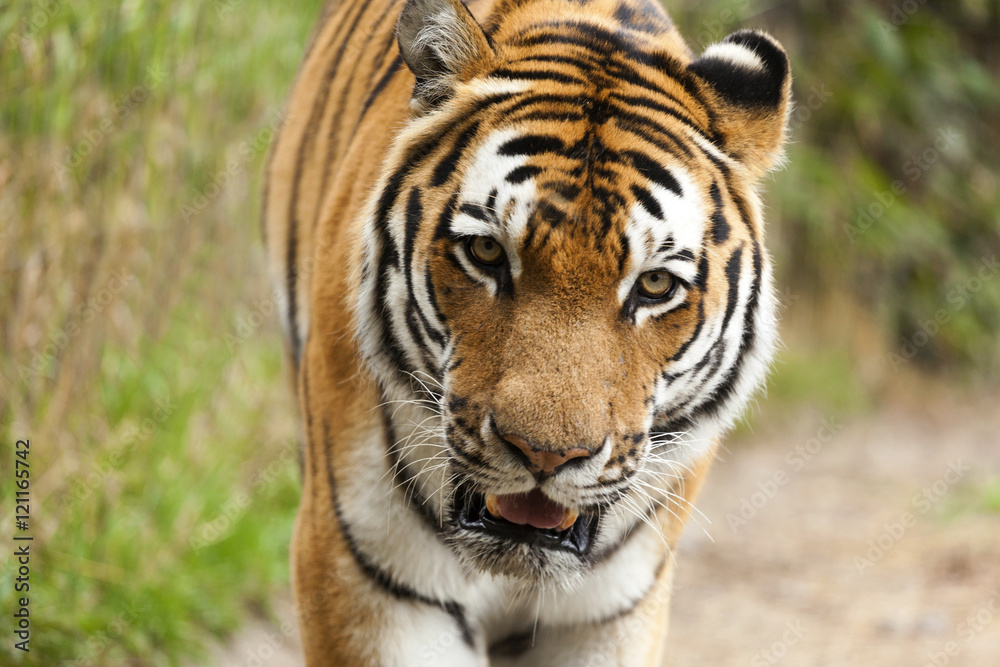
[
  {"left": 675, "top": 0, "right": 1000, "bottom": 384},
  {"left": 1, "top": 0, "right": 999, "bottom": 664},
  {"left": 1, "top": 1, "right": 324, "bottom": 664}
]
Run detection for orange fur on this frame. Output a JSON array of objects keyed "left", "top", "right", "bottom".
[{"left": 263, "top": 0, "right": 790, "bottom": 662}]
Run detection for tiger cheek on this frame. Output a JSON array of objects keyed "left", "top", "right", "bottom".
[
  {"left": 428, "top": 246, "right": 499, "bottom": 380},
  {"left": 646, "top": 294, "right": 702, "bottom": 365}
]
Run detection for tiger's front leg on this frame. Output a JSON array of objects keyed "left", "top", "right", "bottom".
[{"left": 291, "top": 485, "right": 489, "bottom": 667}]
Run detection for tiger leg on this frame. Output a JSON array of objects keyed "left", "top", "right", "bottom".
[{"left": 291, "top": 491, "right": 487, "bottom": 666}]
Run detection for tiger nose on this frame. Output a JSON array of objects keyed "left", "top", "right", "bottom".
[{"left": 501, "top": 433, "right": 593, "bottom": 476}]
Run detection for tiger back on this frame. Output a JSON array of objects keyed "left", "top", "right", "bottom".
[{"left": 263, "top": 0, "right": 790, "bottom": 663}]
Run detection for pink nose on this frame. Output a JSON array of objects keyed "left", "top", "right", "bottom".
[{"left": 501, "top": 433, "right": 593, "bottom": 476}]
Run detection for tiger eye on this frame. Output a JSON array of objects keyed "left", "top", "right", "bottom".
[
  {"left": 638, "top": 271, "right": 676, "bottom": 299},
  {"left": 469, "top": 236, "right": 504, "bottom": 265}
]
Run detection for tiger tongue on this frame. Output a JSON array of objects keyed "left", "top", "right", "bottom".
[{"left": 488, "top": 488, "right": 575, "bottom": 530}]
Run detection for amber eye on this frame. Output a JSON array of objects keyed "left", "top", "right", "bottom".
[
  {"left": 467, "top": 236, "right": 505, "bottom": 266},
  {"left": 637, "top": 271, "right": 676, "bottom": 300}
]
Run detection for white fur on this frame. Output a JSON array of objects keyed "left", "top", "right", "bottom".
[
  {"left": 702, "top": 40, "right": 766, "bottom": 72},
  {"left": 616, "top": 166, "right": 706, "bottom": 322}
]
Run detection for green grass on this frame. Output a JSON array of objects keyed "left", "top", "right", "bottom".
[{"left": 0, "top": 1, "right": 323, "bottom": 664}]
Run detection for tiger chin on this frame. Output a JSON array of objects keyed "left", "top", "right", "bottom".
[{"left": 263, "top": 0, "right": 791, "bottom": 663}]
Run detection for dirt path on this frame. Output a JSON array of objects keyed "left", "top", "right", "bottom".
[
  {"left": 209, "top": 394, "right": 1000, "bottom": 666},
  {"left": 667, "top": 395, "right": 1000, "bottom": 667}
]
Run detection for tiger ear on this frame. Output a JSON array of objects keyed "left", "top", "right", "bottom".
[
  {"left": 688, "top": 30, "right": 792, "bottom": 179},
  {"left": 396, "top": 0, "right": 496, "bottom": 116}
]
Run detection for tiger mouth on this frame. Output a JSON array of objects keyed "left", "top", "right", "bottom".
[{"left": 452, "top": 485, "right": 597, "bottom": 557}]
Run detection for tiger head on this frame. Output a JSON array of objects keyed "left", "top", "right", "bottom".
[{"left": 356, "top": 0, "right": 791, "bottom": 584}]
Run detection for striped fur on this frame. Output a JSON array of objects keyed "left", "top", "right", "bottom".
[{"left": 263, "top": 0, "right": 790, "bottom": 663}]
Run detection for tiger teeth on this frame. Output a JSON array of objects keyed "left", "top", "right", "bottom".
[
  {"left": 556, "top": 509, "right": 579, "bottom": 531},
  {"left": 485, "top": 493, "right": 501, "bottom": 519}
]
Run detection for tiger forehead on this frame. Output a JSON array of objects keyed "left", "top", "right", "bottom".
[
  {"left": 487, "top": 0, "right": 696, "bottom": 67},
  {"left": 482, "top": 0, "right": 710, "bottom": 124},
  {"left": 444, "top": 120, "right": 713, "bottom": 248}
]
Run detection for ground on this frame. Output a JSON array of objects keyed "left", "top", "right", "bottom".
[{"left": 205, "top": 390, "right": 1000, "bottom": 666}]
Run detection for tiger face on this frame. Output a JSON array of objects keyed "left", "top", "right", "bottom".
[{"left": 356, "top": 0, "right": 790, "bottom": 584}]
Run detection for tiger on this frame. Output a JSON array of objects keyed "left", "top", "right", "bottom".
[{"left": 261, "top": 0, "right": 790, "bottom": 663}]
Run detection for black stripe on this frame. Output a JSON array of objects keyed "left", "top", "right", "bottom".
[
  {"left": 506, "top": 164, "right": 544, "bottom": 184},
  {"left": 402, "top": 190, "right": 447, "bottom": 351},
  {"left": 423, "top": 266, "right": 446, "bottom": 329},
  {"left": 510, "top": 52, "right": 597, "bottom": 70},
  {"left": 719, "top": 245, "right": 743, "bottom": 336},
  {"left": 403, "top": 187, "right": 422, "bottom": 271},
  {"left": 498, "top": 134, "right": 565, "bottom": 157},
  {"left": 630, "top": 183, "right": 663, "bottom": 220},
  {"left": 608, "top": 92, "right": 700, "bottom": 135},
  {"left": 458, "top": 202, "right": 496, "bottom": 224},
  {"left": 489, "top": 632, "right": 533, "bottom": 658},
  {"left": 491, "top": 67, "right": 587, "bottom": 86},
  {"left": 434, "top": 195, "right": 459, "bottom": 240},
  {"left": 405, "top": 300, "right": 443, "bottom": 365},
  {"left": 608, "top": 104, "right": 694, "bottom": 158},
  {"left": 623, "top": 150, "right": 682, "bottom": 196},
  {"left": 432, "top": 121, "right": 482, "bottom": 187},
  {"left": 511, "top": 108, "right": 587, "bottom": 123},
  {"left": 617, "top": 233, "right": 630, "bottom": 275},
  {"left": 501, "top": 92, "right": 592, "bottom": 117},
  {"left": 709, "top": 182, "right": 730, "bottom": 244},
  {"left": 359, "top": 54, "right": 404, "bottom": 118},
  {"left": 373, "top": 175, "right": 413, "bottom": 379}
]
